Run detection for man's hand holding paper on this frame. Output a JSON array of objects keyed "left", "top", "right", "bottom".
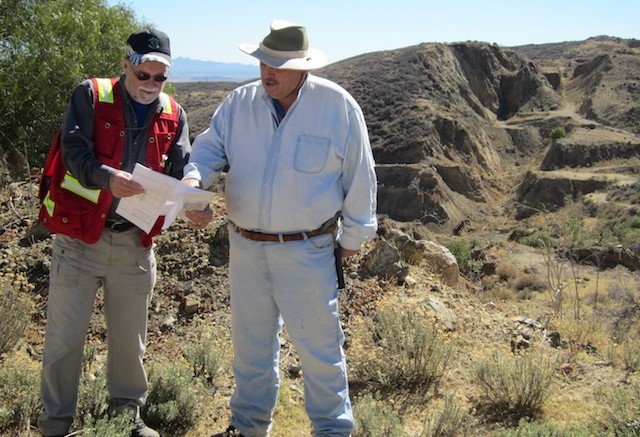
[
  {"left": 115, "top": 164, "right": 215, "bottom": 233},
  {"left": 181, "top": 178, "right": 214, "bottom": 230}
]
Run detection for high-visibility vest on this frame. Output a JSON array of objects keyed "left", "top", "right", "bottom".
[{"left": 38, "top": 77, "right": 180, "bottom": 246}]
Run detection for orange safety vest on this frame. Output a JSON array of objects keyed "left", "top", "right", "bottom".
[{"left": 38, "top": 77, "right": 180, "bottom": 246}]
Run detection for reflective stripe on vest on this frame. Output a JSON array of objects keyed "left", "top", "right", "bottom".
[
  {"left": 159, "top": 93, "right": 173, "bottom": 115},
  {"left": 60, "top": 172, "right": 100, "bottom": 203},
  {"left": 43, "top": 191, "right": 55, "bottom": 217},
  {"left": 57, "top": 78, "right": 110, "bottom": 204},
  {"left": 95, "top": 78, "right": 114, "bottom": 104}
]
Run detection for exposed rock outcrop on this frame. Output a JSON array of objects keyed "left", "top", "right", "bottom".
[
  {"left": 320, "top": 42, "right": 561, "bottom": 229},
  {"left": 363, "top": 226, "right": 459, "bottom": 286},
  {"left": 514, "top": 170, "right": 612, "bottom": 218},
  {"left": 541, "top": 126, "right": 640, "bottom": 170}
]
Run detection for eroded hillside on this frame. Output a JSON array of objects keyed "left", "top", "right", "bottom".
[{"left": 178, "top": 36, "right": 640, "bottom": 238}]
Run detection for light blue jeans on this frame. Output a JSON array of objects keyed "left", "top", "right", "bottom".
[
  {"left": 38, "top": 229, "right": 155, "bottom": 436},
  {"left": 228, "top": 225, "right": 353, "bottom": 437}
]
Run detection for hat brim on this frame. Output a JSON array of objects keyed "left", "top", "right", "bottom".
[
  {"left": 128, "top": 51, "right": 172, "bottom": 67},
  {"left": 239, "top": 43, "right": 327, "bottom": 70}
]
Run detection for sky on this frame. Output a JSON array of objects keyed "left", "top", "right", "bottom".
[{"left": 107, "top": 0, "right": 639, "bottom": 66}]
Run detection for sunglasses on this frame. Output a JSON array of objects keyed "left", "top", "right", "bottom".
[{"left": 129, "top": 64, "right": 168, "bottom": 82}]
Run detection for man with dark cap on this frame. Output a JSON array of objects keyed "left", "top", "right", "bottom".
[
  {"left": 37, "top": 28, "right": 191, "bottom": 437},
  {"left": 182, "top": 19, "right": 377, "bottom": 437}
]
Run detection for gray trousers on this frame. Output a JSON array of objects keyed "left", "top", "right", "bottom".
[{"left": 38, "top": 228, "right": 156, "bottom": 436}]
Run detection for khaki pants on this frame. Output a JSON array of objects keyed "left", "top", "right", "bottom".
[{"left": 38, "top": 228, "right": 156, "bottom": 436}]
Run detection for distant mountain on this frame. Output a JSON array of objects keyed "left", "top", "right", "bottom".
[{"left": 170, "top": 57, "right": 258, "bottom": 82}]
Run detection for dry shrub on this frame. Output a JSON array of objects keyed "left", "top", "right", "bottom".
[
  {"left": 513, "top": 273, "right": 546, "bottom": 292},
  {"left": 481, "top": 274, "right": 499, "bottom": 290},
  {"left": 0, "top": 352, "right": 40, "bottom": 434},
  {"left": 352, "top": 305, "right": 454, "bottom": 397},
  {"left": 548, "top": 315, "right": 607, "bottom": 360},
  {"left": 472, "top": 349, "right": 558, "bottom": 426},
  {"left": 492, "top": 419, "right": 596, "bottom": 436},
  {"left": 495, "top": 263, "right": 520, "bottom": 282},
  {"left": 585, "top": 291, "right": 608, "bottom": 309},
  {"left": 0, "top": 277, "right": 31, "bottom": 354},
  {"left": 352, "top": 394, "right": 403, "bottom": 437},
  {"left": 421, "top": 394, "right": 474, "bottom": 437},
  {"left": 595, "top": 382, "right": 640, "bottom": 435},
  {"left": 480, "top": 284, "right": 515, "bottom": 303},
  {"left": 621, "top": 340, "right": 640, "bottom": 372},
  {"left": 608, "top": 285, "right": 640, "bottom": 342},
  {"left": 605, "top": 316, "right": 640, "bottom": 372}
]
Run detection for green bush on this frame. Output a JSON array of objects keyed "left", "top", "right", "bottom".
[
  {"left": 73, "top": 344, "right": 132, "bottom": 436},
  {"left": 143, "top": 361, "right": 201, "bottom": 435},
  {"left": 518, "top": 230, "right": 557, "bottom": 249},
  {"left": 609, "top": 286, "right": 640, "bottom": 342},
  {"left": 0, "top": 0, "right": 144, "bottom": 168},
  {"left": 549, "top": 127, "right": 566, "bottom": 140},
  {"left": 75, "top": 344, "right": 111, "bottom": 429},
  {"left": 581, "top": 203, "right": 640, "bottom": 249},
  {"left": 76, "top": 415, "right": 131, "bottom": 437},
  {"left": 628, "top": 216, "right": 640, "bottom": 229},
  {"left": 182, "top": 327, "right": 228, "bottom": 386},
  {"left": 472, "top": 350, "right": 557, "bottom": 426},
  {"left": 445, "top": 238, "right": 482, "bottom": 278}
]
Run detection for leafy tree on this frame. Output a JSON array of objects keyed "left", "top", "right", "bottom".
[{"left": 0, "top": 0, "right": 145, "bottom": 175}]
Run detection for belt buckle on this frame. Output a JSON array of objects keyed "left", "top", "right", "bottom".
[{"left": 109, "top": 220, "right": 127, "bottom": 232}]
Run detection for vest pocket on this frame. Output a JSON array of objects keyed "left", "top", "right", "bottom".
[
  {"left": 93, "top": 116, "right": 124, "bottom": 161},
  {"left": 43, "top": 181, "right": 106, "bottom": 242}
]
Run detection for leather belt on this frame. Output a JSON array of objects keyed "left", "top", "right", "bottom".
[
  {"left": 231, "top": 222, "right": 336, "bottom": 242},
  {"left": 105, "top": 219, "right": 136, "bottom": 232}
]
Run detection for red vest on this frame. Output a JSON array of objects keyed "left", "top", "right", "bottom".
[{"left": 39, "top": 77, "right": 180, "bottom": 246}]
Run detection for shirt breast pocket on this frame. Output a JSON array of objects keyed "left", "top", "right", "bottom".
[{"left": 293, "top": 135, "right": 331, "bottom": 174}]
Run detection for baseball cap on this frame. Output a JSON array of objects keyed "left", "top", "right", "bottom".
[{"left": 125, "top": 28, "right": 172, "bottom": 66}]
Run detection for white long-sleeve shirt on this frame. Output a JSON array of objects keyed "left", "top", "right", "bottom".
[{"left": 183, "top": 74, "right": 377, "bottom": 251}]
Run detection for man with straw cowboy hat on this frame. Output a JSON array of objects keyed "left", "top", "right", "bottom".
[{"left": 182, "top": 19, "right": 377, "bottom": 436}]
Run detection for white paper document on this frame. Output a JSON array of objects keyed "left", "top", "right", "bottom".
[{"left": 115, "top": 163, "right": 214, "bottom": 233}]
